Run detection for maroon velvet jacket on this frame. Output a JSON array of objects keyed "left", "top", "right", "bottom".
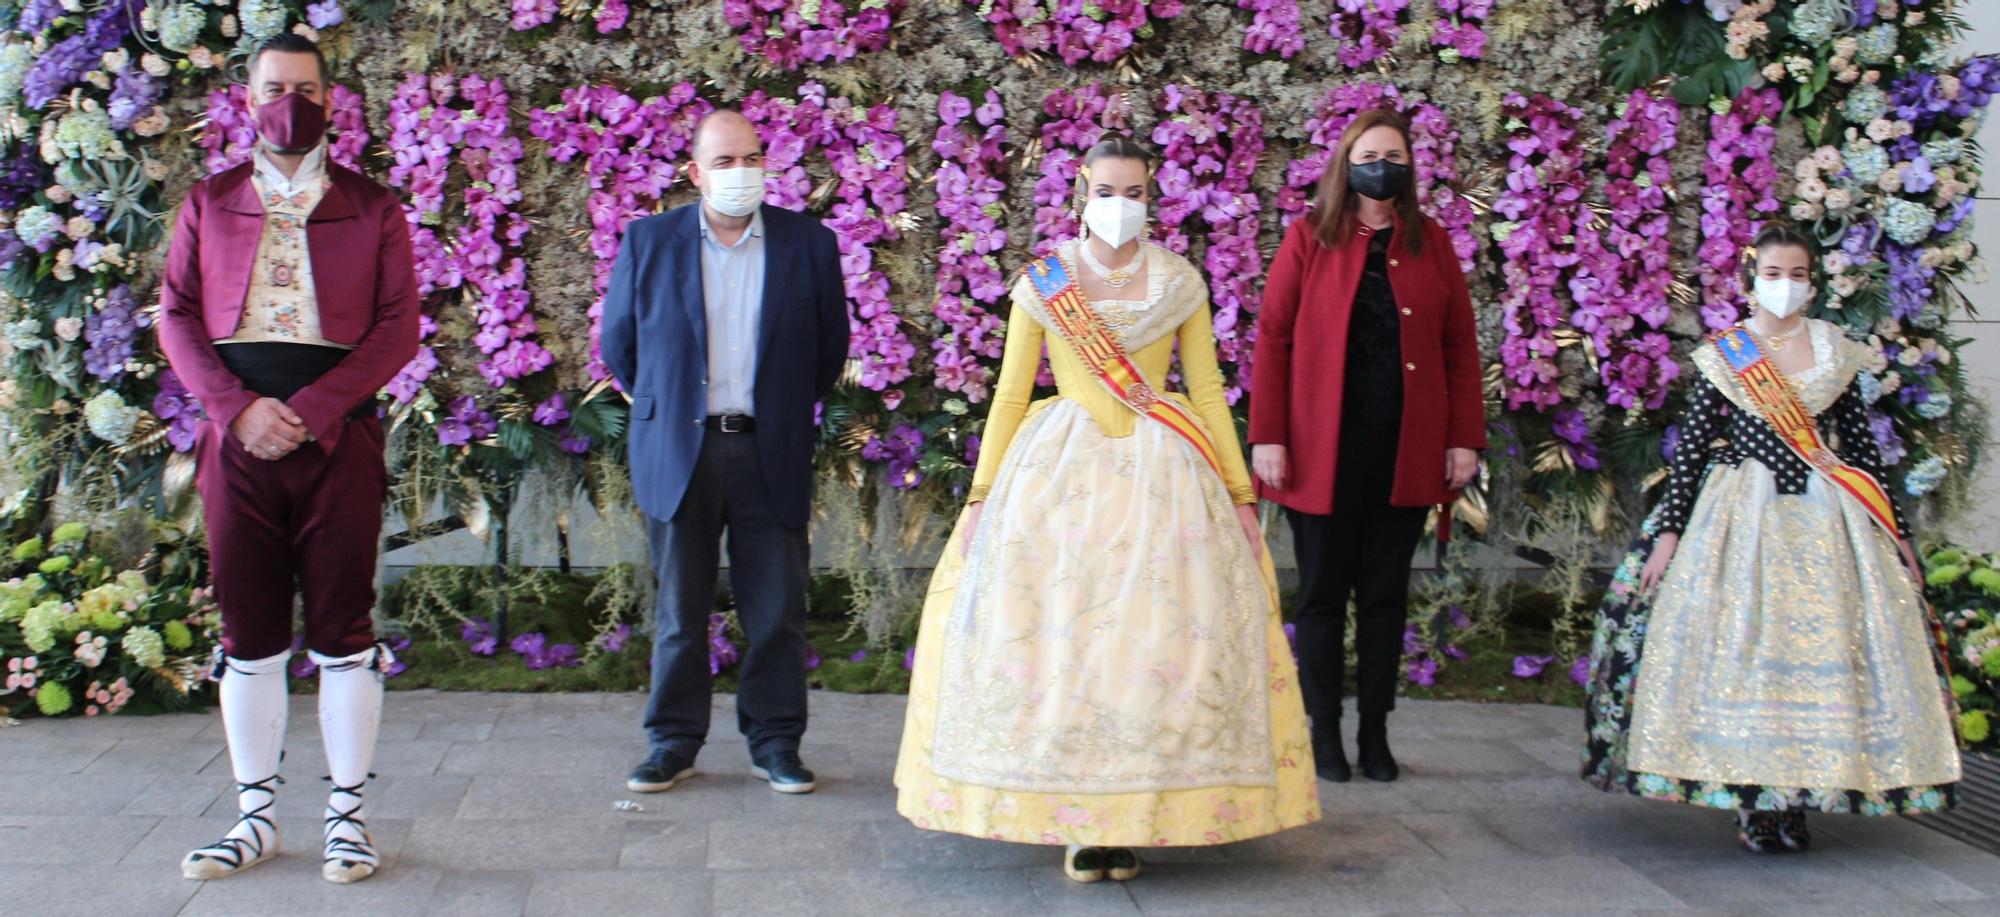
[
  {"left": 1248, "top": 215, "right": 1486, "bottom": 514},
  {"left": 156, "top": 160, "right": 420, "bottom": 452}
]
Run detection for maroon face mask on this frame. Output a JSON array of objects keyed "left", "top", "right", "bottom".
[{"left": 254, "top": 91, "right": 327, "bottom": 154}]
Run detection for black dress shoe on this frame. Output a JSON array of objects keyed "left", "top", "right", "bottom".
[
  {"left": 1775, "top": 809, "right": 1811, "bottom": 852},
  {"left": 750, "top": 750, "right": 817, "bottom": 794},
  {"left": 1356, "top": 716, "right": 1399, "bottom": 783},
  {"left": 1314, "top": 728, "right": 1352, "bottom": 783},
  {"left": 627, "top": 749, "right": 696, "bottom": 793}
]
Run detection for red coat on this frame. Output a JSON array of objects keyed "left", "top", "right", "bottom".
[
  {"left": 156, "top": 160, "right": 420, "bottom": 452},
  {"left": 1248, "top": 215, "right": 1486, "bottom": 514}
]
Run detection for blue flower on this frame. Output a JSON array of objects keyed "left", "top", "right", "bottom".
[
  {"left": 1882, "top": 198, "right": 1937, "bottom": 246},
  {"left": 1921, "top": 138, "right": 1964, "bottom": 165},
  {"left": 1858, "top": 372, "right": 1883, "bottom": 404},
  {"left": 1856, "top": 23, "right": 1900, "bottom": 66},
  {"left": 1904, "top": 455, "right": 1947, "bottom": 497},
  {"left": 1843, "top": 140, "right": 1890, "bottom": 184},
  {"left": 13, "top": 205, "right": 60, "bottom": 251},
  {"left": 1841, "top": 84, "right": 1889, "bottom": 125},
  {"left": 1915, "top": 391, "right": 1952, "bottom": 420}
]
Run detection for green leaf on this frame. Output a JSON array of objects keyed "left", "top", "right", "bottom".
[{"left": 498, "top": 421, "right": 534, "bottom": 461}]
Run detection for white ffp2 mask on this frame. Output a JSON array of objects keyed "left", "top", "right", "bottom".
[
  {"left": 702, "top": 167, "right": 766, "bottom": 218},
  {"left": 1752, "top": 276, "right": 1812, "bottom": 319},
  {"left": 1083, "top": 196, "right": 1148, "bottom": 249}
]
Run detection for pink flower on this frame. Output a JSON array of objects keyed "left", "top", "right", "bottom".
[
  {"left": 1055, "top": 805, "right": 1092, "bottom": 826},
  {"left": 1215, "top": 800, "right": 1243, "bottom": 822}
]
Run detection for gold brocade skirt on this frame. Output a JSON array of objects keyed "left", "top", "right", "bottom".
[
  {"left": 1626, "top": 461, "right": 1960, "bottom": 796},
  {"left": 893, "top": 399, "right": 1321, "bottom": 846}
]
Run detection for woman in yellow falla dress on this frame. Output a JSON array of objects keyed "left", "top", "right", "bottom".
[{"left": 894, "top": 138, "right": 1320, "bottom": 883}]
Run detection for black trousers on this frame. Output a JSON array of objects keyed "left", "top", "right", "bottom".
[
  {"left": 1286, "top": 421, "right": 1429, "bottom": 736},
  {"left": 643, "top": 431, "right": 810, "bottom": 760}
]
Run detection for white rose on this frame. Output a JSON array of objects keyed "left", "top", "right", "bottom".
[
  {"left": 140, "top": 54, "right": 170, "bottom": 78},
  {"left": 1790, "top": 200, "right": 1823, "bottom": 221},
  {"left": 1823, "top": 252, "right": 1850, "bottom": 274},
  {"left": 1897, "top": 346, "right": 1922, "bottom": 367},
  {"left": 44, "top": 184, "right": 71, "bottom": 205},
  {"left": 100, "top": 48, "right": 129, "bottom": 72},
  {"left": 1867, "top": 119, "right": 1896, "bottom": 141},
  {"left": 1877, "top": 169, "right": 1903, "bottom": 193},
  {"left": 1796, "top": 176, "right": 1827, "bottom": 200},
  {"left": 1824, "top": 188, "right": 1853, "bottom": 211},
  {"left": 1894, "top": 120, "right": 1914, "bottom": 138},
  {"left": 1764, "top": 62, "right": 1788, "bottom": 82},
  {"left": 1880, "top": 372, "right": 1903, "bottom": 394},
  {"left": 1795, "top": 157, "right": 1821, "bottom": 181},
  {"left": 63, "top": 216, "right": 93, "bottom": 240},
  {"left": 1812, "top": 146, "right": 1842, "bottom": 170},
  {"left": 132, "top": 110, "right": 170, "bottom": 137},
  {"left": 1940, "top": 75, "right": 1961, "bottom": 99},
  {"left": 1834, "top": 275, "right": 1864, "bottom": 297}
]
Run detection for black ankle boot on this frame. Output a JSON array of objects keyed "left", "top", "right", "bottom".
[
  {"left": 1356, "top": 714, "right": 1399, "bottom": 782},
  {"left": 1313, "top": 726, "right": 1352, "bottom": 783}
]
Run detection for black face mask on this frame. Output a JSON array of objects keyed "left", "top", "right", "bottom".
[{"left": 1348, "top": 159, "right": 1412, "bottom": 202}]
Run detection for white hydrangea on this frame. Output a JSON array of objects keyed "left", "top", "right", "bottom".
[
  {"left": 83, "top": 390, "right": 140, "bottom": 445},
  {"left": 44, "top": 109, "right": 127, "bottom": 163},
  {"left": 0, "top": 42, "right": 32, "bottom": 108},
  {"left": 237, "top": 0, "right": 287, "bottom": 42},
  {"left": 122, "top": 626, "right": 166, "bottom": 668},
  {"left": 12, "top": 206, "right": 60, "bottom": 249},
  {"left": 153, "top": 2, "right": 208, "bottom": 53}
]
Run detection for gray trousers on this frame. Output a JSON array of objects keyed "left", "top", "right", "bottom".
[{"left": 642, "top": 431, "right": 810, "bottom": 759}]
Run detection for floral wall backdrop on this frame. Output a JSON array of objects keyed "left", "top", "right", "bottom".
[{"left": 0, "top": 0, "right": 1995, "bottom": 655}]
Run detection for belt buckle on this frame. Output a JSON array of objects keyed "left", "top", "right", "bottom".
[{"left": 720, "top": 414, "right": 748, "bottom": 434}]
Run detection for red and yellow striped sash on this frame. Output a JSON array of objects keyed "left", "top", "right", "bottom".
[
  {"left": 1713, "top": 326, "right": 1903, "bottom": 540},
  {"left": 1024, "top": 255, "right": 1224, "bottom": 477}
]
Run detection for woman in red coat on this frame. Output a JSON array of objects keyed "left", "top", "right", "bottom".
[{"left": 1248, "top": 110, "right": 1485, "bottom": 784}]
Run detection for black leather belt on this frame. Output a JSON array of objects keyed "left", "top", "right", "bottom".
[{"left": 706, "top": 414, "right": 755, "bottom": 433}]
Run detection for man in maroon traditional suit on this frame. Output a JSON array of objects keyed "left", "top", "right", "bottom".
[{"left": 157, "top": 34, "right": 419, "bottom": 885}]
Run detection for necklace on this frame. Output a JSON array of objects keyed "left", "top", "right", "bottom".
[
  {"left": 1080, "top": 240, "right": 1141, "bottom": 289},
  {"left": 1753, "top": 319, "right": 1808, "bottom": 350}
]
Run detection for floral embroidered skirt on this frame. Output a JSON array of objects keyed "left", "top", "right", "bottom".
[
  {"left": 894, "top": 399, "right": 1321, "bottom": 846},
  {"left": 1583, "top": 461, "right": 1960, "bottom": 814}
]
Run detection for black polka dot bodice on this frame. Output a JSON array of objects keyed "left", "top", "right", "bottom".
[{"left": 1655, "top": 373, "right": 1909, "bottom": 539}]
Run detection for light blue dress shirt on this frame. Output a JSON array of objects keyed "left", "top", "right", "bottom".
[{"left": 697, "top": 207, "right": 766, "bottom": 416}]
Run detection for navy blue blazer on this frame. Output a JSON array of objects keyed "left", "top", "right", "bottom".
[{"left": 600, "top": 203, "right": 848, "bottom": 528}]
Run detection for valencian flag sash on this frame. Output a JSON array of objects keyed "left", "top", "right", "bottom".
[
  {"left": 1714, "top": 325, "right": 1957, "bottom": 686},
  {"left": 1023, "top": 254, "right": 1225, "bottom": 478}
]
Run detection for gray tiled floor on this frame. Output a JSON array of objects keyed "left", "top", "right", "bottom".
[{"left": 1, "top": 691, "right": 1994, "bottom": 916}]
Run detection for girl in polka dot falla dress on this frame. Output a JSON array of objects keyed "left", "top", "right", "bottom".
[{"left": 1579, "top": 225, "right": 1961, "bottom": 853}]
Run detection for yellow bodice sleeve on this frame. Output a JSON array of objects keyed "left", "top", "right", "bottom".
[{"left": 966, "top": 300, "right": 1257, "bottom": 506}]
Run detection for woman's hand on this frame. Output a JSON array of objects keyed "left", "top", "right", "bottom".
[
  {"left": 1639, "top": 532, "right": 1680, "bottom": 593},
  {"left": 1237, "top": 504, "right": 1264, "bottom": 561},
  {"left": 959, "top": 502, "right": 984, "bottom": 559},
  {"left": 1445, "top": 447, "right": 1479, "bottom": 491},
  {"left": 1252, "top": 444, "right": 1289, "bottom": 490}
]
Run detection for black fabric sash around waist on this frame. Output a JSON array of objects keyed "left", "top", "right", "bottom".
[{"left": 215, "top": 341, "right": 373, "bottom": 418}]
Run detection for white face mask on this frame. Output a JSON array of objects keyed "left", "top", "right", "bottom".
[
  {"left": 702, "top": 166, "right": 766, "bottom": 218},
  {"left": 1083, "top": 196, "right": 1148, "bottom": 249},
  {"left": 1752, "top": 276, "right": 1812, "bottom": 319}
]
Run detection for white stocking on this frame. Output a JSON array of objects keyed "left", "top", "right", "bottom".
[
  {"left": 313, "top": 643, "right": 389, "bottom": 883},
  {"left": 182, "top": 650, "right": 289, "bottom": 879}
]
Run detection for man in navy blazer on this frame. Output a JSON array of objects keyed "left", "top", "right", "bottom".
[{"left": 601, "top": 109, "right": 849, "bottom": 795}]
